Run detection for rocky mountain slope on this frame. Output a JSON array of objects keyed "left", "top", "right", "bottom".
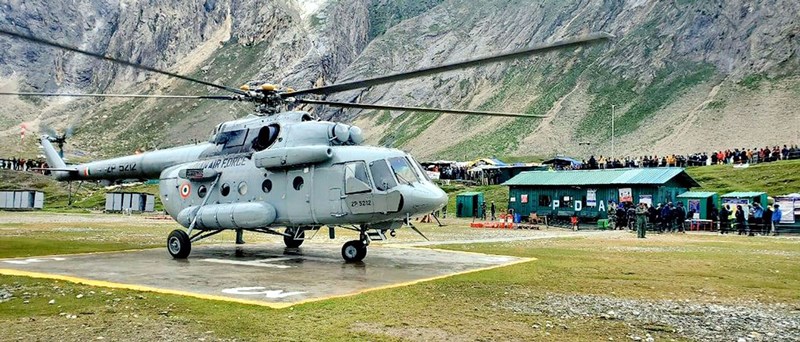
[{"left": 0, "top": 0, "right": 798, "bottom": 160}]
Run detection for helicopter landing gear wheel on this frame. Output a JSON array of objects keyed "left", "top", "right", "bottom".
[
  {"left": 284, "top": 228, "right": 304, "bottom": 248},
  {"left": 341, "top": 240, "right": 367, "bottom": 262},
  {"left": 167, "top": 230, "right": 191, "bottom": 259}
]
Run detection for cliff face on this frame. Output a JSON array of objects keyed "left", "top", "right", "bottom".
[
  {"left": 338, "top": 0, "right": 800, "bottom": 159},
  {"left": 0, "top": 0, "right": 798, "bottom": 160}
]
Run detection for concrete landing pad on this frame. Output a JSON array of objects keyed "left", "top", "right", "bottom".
[{"left": 0, "top": 244, "right": 530, "bottom": 308}]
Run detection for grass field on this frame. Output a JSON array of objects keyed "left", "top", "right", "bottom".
[{"left": 0, "top": 212, "right": 798, "bottom": 341}]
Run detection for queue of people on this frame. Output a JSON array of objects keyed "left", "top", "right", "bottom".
[
  {"left": 607, "top": 200, "right": 784, "bottom": 237},
  {"left": 583, "top": 144, "right": 799, "bottom": 170},
  {"left": 0, "top": 157, "right": 48, "bottom": 174}
]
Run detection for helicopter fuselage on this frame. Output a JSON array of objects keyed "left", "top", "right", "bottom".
[{"left": 41, "top": 110, "right": 447, "bottom": 235}]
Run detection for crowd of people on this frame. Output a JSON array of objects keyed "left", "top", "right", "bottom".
[
  {"left": 434, "top": 165, "right": 503, "bottom": 185},
  {"left": 607, "top": 200, "right": 783, "bottom": 237},
  {"left": 583, "top": 144, "right": 800, "bottom": 170},
  {"left": 0, "top": 157, "right": 49, "bottom": 174}
]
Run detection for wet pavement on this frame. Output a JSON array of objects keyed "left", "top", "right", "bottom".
[{"left": 0, "top": 243, "right": 529, "bottom": 308}]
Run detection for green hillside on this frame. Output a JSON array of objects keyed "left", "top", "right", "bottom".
[{"left": 687, "top": 159, "right": 800, "bottom": 195}]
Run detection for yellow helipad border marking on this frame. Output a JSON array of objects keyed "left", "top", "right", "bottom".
[{"left": 0, "top": 253, "right": 535, "bottom": 309}]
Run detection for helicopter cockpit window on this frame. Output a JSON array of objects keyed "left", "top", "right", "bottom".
[
  {"left": 369, "top": 160, "right": 397, "bottom": 191},
  {"left": 408, "top": 157, "right": 431, "bottom": 182},
  {"left": 388, "top": 157, "right": 418, "bottom": 185},
  {"left": 215, "top": 129, "right": 248, "bottom": 147},
  {"left": 344, "top": 161, "right": 372, "bottom": 194},
  {"left": 251, "top": 124, "right": 280, "bottom": 152}
]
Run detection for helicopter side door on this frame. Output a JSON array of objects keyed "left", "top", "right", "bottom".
[
  {"left": 286, "top": 166, "right": 314, "bottom": 225},
  {"left": 343, "top": 161, "right": 374, "bottom": 219}
]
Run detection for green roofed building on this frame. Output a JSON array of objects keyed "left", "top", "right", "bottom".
[
  {"left": 503, "top": 168, "right": 700, "bottom": 221},
  {"left": 455, "top": 192, "right": 484, "bottom": 218},
  {"left": 677, "top": 192, "right": 720, "bottom": 220}
]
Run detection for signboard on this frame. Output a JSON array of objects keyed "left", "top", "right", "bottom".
[
  {"left": 722, "top": 198, "right": 749, "bottom": 219},
  {"left": 774, "top": 197, "right": 796, "bottom": 224},
  {"left": 587, "top": 189, "right": 597, "bottom": 207},
  {"left": 688, "top": 199, "right": 700, "bottom": 213},
  {"left": 520, "top": 194, "right": 528, "bottom": 204},
  {"left": 639, "top": 194, "right": 652, "bottom": 206},
  {"left": 618, "top": 188, "right": 633, "bottom": 203}
]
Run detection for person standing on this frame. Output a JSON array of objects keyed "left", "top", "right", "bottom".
[
  {"left": 480, "top": 201, "right": 487, "bottom": 221},
  {"left": 752, "top": 202, "right": 764, "bottom": 235},
  {"left": 674, "top": 202, "right": 686, "bottom": 233},
  {"left": 660, "top": 202, "right": 672, "bottom": 232},
  {"left": 719, "top": 205, "right": 730, "bottom": 234},
  {"left": 735, "top": 205, "right": 746, "bottom": 235},
  {"left": 771, "top": 204, "right": 782, "bottom": 235},
  {"left": 636, "top": 203, "right": 648, "bottom": 238},
  {"left": 763, "top": 205, "right": 773, "bottom": 236},
  {"left": 648, "top": 204, "right": 658, "bottom": 232},
  {"left": 490, "top": 201, "right": 496, "bottom": 221}
]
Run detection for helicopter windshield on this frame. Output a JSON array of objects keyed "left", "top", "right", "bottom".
[
  {"left": 369, "top": 159, "right": 398, "bottom": 191},
  {"left": 388, "top": 156, "right": 418, "bottom": 185}
]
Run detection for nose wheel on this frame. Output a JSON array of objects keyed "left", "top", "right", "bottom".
[
  {"left": 167, "top": 229, "right": 191, "bottom": 259},
  {"left": 341, "top": 240, "right": 367, "bottom": 262}
]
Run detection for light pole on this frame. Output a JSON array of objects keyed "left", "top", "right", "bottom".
[{"left": 611, "top": 105, "right": 615, "bottom": 162}]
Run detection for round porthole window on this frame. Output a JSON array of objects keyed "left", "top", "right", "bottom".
[
  {"left": 198, "top": 185, "right": 207, "bottom": 198},
  {"left": 220, "top": 183, "right": 231, "bottom": 196},
  {"left": 293, "top": 176, "right": 304, "bottom": 191},
  {"left": 262, "top": 179, "right": 272, "bottom": 193},
  {"left": 238, "top": 182, "right": 248, "bottom": 195}
]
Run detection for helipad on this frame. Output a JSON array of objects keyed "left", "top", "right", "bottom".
[{"left": 0, "top": 243, "right": 530, "bottom": 308}]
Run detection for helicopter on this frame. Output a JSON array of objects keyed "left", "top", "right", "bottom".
[{"left": 0, "top": 28, "right": 611, "bottom": 262}]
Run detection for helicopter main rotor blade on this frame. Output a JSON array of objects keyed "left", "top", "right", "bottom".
[
  {"left": 284, "top": 32, "right": 613, "bottom": 97},
  {"left": 0, "top": 29, "right": 247, "bottom": 96},
  {"left": 297, "top": 99, "right": 548, "bottom": 118},
  {"left": 0, "top": 92, "right": 236, "bottom": 100}
]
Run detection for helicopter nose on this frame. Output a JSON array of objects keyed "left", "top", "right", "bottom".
[{"left": 404, "top": 183, "right": 448, "bottom": 215}]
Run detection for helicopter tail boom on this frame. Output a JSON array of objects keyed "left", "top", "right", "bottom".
[{"left": 40, "top": 136, "right": 75, "bottom": 180}]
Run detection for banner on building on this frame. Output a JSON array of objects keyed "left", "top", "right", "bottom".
[
  {"left": 618, "top": 188, "right": 633, "bottom": 203},
  {"left": 587, "top": 189, "right": 597, "bottom": 207},
  {"left": 521, "top": 194, "right": 528, "bottom": 204},
  {"left": 639, "top": 194, "right": 652, "bottom": 206},
  {"left": 722, "top": 198, "right": 750, "bottom": 219},
  {"left": 688, "top": 199, "right": 700, "bottom": 213},
  {"left": 774, "top": 197, "right": 797, "bottom": 224}
]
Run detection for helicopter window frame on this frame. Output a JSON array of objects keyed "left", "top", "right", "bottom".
[
  {"left": 250, "top": 124, "right": 280, "bottom": 152},
  {"left": 408, "top": 156, "right": 431, "bottom": 182},
  {"left": 388, "top": 156, "right": 419, "bottom": 185},
  {"left": 293, "top": 176, "right": 304, "bottom": 191},
  {"left": 344, "top": 161, "right": 373, "bottom": 194},
  {"left": 215, "top": 129, "right": 248, "bottom": 148},
  {"left": 220, "top": 183, "right": 231, "bottom": 197},
  {"left": 369, "top": 159, "right": 398, "bottom": 192}
]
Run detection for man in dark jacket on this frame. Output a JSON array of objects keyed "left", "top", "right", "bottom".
[
  {"left": 735, "top": 205, "right": 747, "bottom": 235},
  {"left": 660, "top": 203, "right": 672, "bottom": 232},
  {"left": 763, "top": 205, "right": 773, "bottom": 236},
  {"left": 674, "top": 202, "right": 686, "bottom": 233},
  {"left": 719, "top": 205, "right": 730, "bottom": 234},
  {"left": 648, "top": 204, "right": 658, "bottom": 231},
  {"left": 709, "top": 205, "right": 719, "bottom": 224}
]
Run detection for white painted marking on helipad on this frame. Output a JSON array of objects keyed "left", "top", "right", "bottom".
[
  {"left": 222, "top": 287, "right": 305, "bottom": 298},
  {"left": 3, "top": 257, "right": 67, "bottom": 265},
  {"left": 200, "top": 258, "right": 292, "bottom": 269}
]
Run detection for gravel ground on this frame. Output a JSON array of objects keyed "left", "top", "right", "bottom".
[{"left": 504, "top": 293, "right": 800, "bottom": 342}]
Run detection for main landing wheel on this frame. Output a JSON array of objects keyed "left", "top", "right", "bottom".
[
  {"left": 341, "top": 240, "right": 367, "bottom": 262},
  {"left": 284, "top": 228, "right": 304, "bottom": 248},
  {"left": 167, "top": 229, "right": 191, "bottom": 259}
]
